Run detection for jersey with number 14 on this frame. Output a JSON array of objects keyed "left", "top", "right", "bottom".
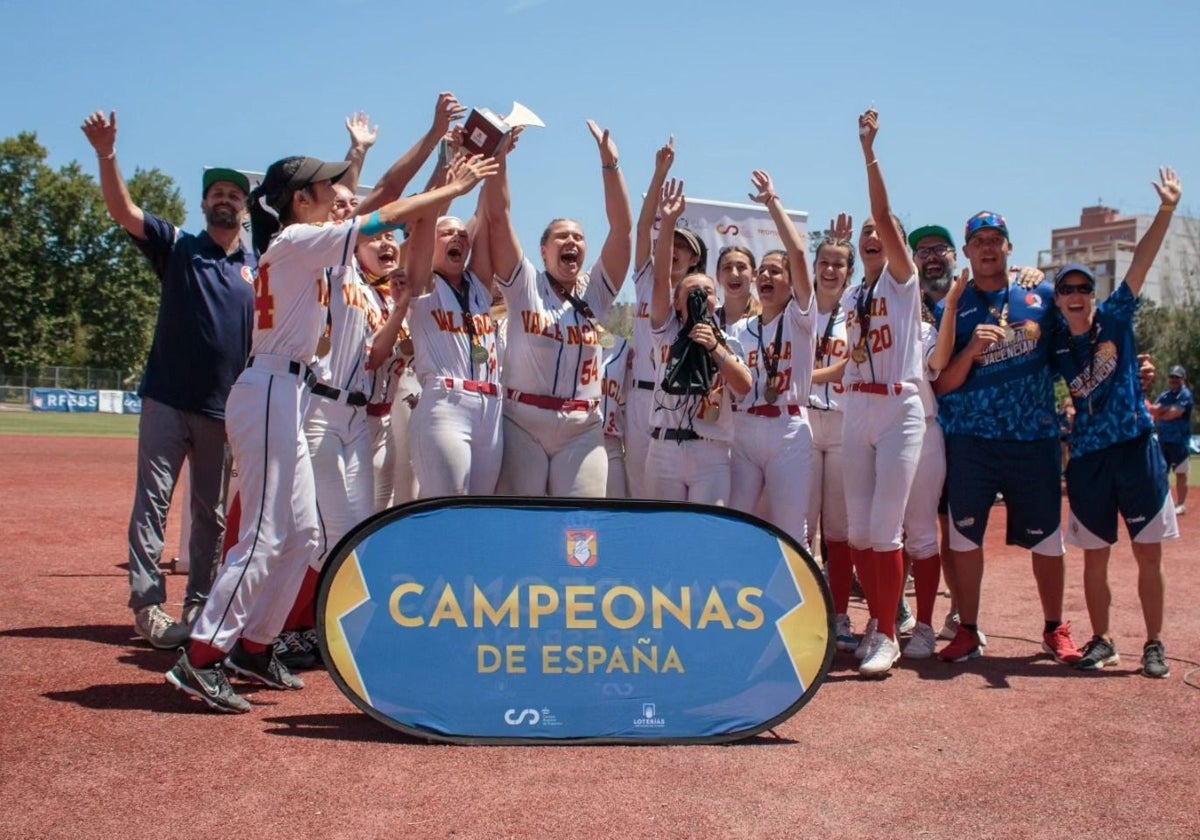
[
  {"left": 253, "top": 219, "right": 360, "bottom": 362},
  {"left": 842, "top": 265, "right": 924, "bottom": 386}
]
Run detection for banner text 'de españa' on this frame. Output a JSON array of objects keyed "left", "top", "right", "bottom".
[{"left": 388, "top": 582, "right": 765, "bottom": 675}]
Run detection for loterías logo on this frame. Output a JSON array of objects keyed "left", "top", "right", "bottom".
[
  {"left": 716, "top": 223, "right": 740, "bottom": 236},
  {"left": 566, "top": 529, "right": 598, "bottom": 567}
]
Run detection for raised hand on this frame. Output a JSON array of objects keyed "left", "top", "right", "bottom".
[
  {"left": 654, "top": 136, "right": 675, "bottom": 177},
  {"left": 587, "top": 119, "right": 619, "bottom": 168},
  {"left": 858, "top": 108, "right": 878, "bottom": 154},
  {"left": 1014, "top": 266, "right": 1045, "bottom": 290},
  {"left": 748, "top": 170, "right": 778, "bottom": 205},
  {"left": 346, "top": 111, "right": 378, "bottom": 150},
  {"left": 448, "top": 154, "right": 500, "bottom": 195},
  {"left": 433, "top": 92, "right": 467, "bottom": 138},
  {"left": 828, "top": 212, "right": 854, "bottom": 241},
  {"left": 1154, "top": 166, "right": 1182, "bottom": 208},
  {"left": 81, "top": 110, "right": 118, "bottom": 157},
  {"left": 944, "top": 268, "right": 970, "bottom": 307},
  {"left": 659, "top": 177, "right": 686, "bottom": 222},
  {"left": 1138, "top": 352, "right": 1156, "bottom": 393}
]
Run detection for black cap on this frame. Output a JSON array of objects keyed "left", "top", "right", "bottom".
[{"left": 262, "top": 156, "right": 351, "bottom": 193}]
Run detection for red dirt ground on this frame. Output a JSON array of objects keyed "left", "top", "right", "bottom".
[{"left": 1, "top": 435, "right": 1196, "bottom": 840}]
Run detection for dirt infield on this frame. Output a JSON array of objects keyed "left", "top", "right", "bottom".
[{"left": 1, "top": 434, "right": 1196, "bottom": 840}]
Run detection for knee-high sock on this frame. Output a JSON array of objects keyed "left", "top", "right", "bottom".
[
  {"left": 912, "top": 553, "right": 942, "bottom": 627},
  {"left": 850, "top": 546, "right": 876, "bottom": 620},
  {"left": 826, "top": 540, "right": 853, "bottom": 614},
  {"left": 873, "top": 548, "right": 905, "bottom": 641},
  {"left": 283, "top": 567, "right": 320, "bottom": 632}
]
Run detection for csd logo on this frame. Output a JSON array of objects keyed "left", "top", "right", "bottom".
[
  {"left": 716, "top": 223, "right": 740, "bottom": 236},
  {"left": 504, "top": 708, "right": 541, "bottom": 726}
]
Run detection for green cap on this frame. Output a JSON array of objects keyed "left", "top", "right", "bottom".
[
  {"left": 202, "top": 167, "right": 251, "bottom": 197},
  {"left": 908, "top": 224, "right": 955, "bottom": 251}
]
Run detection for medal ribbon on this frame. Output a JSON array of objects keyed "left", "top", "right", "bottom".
[
  {"left": 443, "top": 274, "right": 482, "bottom": 378},
  {"left": 757, "top": 312, "right": 785, "bottom": 403}
]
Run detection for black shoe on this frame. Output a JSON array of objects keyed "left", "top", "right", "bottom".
[
  {"left": 1142, "top": 640, "right": 1171, "bottom": 679},
  {"left": 165, "top": 651, "right": 251, "bottom": 713},
  {"left": 273, "top": 630, "right": 317, "bottom": 671},
  {"left": 226, "top": 640, "right": 305, "bottom": 690},
  {"left": 1075, "top": 636, "right": 1119, "bottom": 671}
]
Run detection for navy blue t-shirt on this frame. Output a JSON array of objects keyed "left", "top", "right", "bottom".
[
  {"left": 1049, "top": 281, "right": 1153, "bottom": 458},
  {"left": 133, "top": 212, "right": 255, "bottom": 419},
  {"left": 935, "top": 279, "right": 1059, "bottom": 441}
]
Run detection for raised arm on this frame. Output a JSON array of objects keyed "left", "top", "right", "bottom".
[
  {"left": 858, "top": 109, "right": 914, "bottom": 283},
  {"left": 929, "top": 269, "right": 969, "bottom": 372},
  {"left": 749, "top": 170, "right": 812, "bottom": 306},
  {"left": 1126, "top": 167, "right": 1183, "bottom": 297},
  {"left": 634, "top": 136, "right": 675, "bottom": 268},
  {"left": 484, "top": 139, "right": 522, "bottom": 282},
  {"left": 341, "top": 111, "right": 378, "bottom": 195},
  {"left": 587, "top": 120, "right": 633, "bottom": 290},
  {"left": 356, "top": 93, "right": 466, "bottom": 216},
  {"left": 368, "top": 270, "right": 414, "bottom": 370},
  {"left": 650, "top": 179, "right": 685, "bottom": 330},
  {"left": 369, "top": 156, "right": 497, "bottom": 232},
  {"left": 81, "top": 111, "right": 145, "bottom": 238}
]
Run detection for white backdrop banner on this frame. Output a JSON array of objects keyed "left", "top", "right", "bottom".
[{"left": 651, "top": 197, "right": 808, "bottom": 277}]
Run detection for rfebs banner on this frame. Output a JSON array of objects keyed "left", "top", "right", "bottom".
[{"left": 318, "top": 499, "right": 833, "bottom": 744}]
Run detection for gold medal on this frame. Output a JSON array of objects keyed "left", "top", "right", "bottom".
[
  {"left": 764, "top": 386, "right": 779, "bottom": 405},
  {"left": 399, "top": 337, "right": 415, "bottom": 358},
  {"left": 851, "top": 345, "right": 867, "bottom": 364},
  {"left": 471, "top": 344, "right": 490, "bottom": 365},
  {"left": 1002, "top": 325, "right": 1017, "bottom": 343},
  {"left": 599, "top": 332, "right": 616, "bottom": 349}
]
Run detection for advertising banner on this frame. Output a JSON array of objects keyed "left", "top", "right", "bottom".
[
  {"left": 29, "top": 389, "right": 99, "bottom": 413},
  {"left": 98, "top": 390, "right": 124, "bottom": 414},
  {"left": 652, "top": 196, "right": 808, "bottom": 279},
  {"left": 318, "top": 499, "right": 833, "bottom": 745}
]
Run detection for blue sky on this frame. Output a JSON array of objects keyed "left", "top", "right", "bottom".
[{"left": 5, "top": 0, "right": 1198, "bottom": 294}]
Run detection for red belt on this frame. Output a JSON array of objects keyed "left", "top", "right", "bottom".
[
  {"left": 506, "top": 388, "right": 598, "bottom": 413},
  {"left": 850, "top": 382, "right": 903, "bottom": 396},
  {"left": 444, "top": 378, "right": 499, "bottom": 396},
  {"left": 746, "top": 404, "right": 803, "bottom": 418},
  {"left": 366, "top": 402, "right": 392, "bottom": 417}
]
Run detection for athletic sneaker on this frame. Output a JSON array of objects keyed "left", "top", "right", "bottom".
[
  {"left": 835, "top": 614, "right": 858, "bottom": 652},
  {"left": 135, "top": 604, "right": 190, "bottom": 650},
  {"left": 939, "top": 611, "right": 960, "bottom": 641},
  {"left": 859, "top": 634, "right": 901, "bottom": 677},
  {"left": 897, "top": 597, "right": 916, "bottom": 635},
  {"left": 273, "top": 630, "right": 316, "bottom": 671},
  {"left": 1142, "top": 640, "right": 1170, "bottom": 679},
  {"left": 938, "top": 626, "right": 982, "bottom": 662},
  {"left": 226, "top": 641, "right": 305, "bottom": 690},
  {"left": 1175, "top": 503, "right": 1186, "bottom": 516},
  {"left": 301, "top": 628, "right": 325, "bottom": 669},
  {"left": 165, "top": 650, "right": 250, "bottom": 714},
  {"left": 181, "top": 602, "right": 203, "bottom": 627},
  {"left": 1042, "top": 622, "right": 1083, "bottom": 664},
  {"left": 855, "top": 618, "right": 879, "bottom": 660},
  {"left": 1075, "top": 636, "right": 1119, "bottom": 671},
  {"left": 904, "top": 622, "right": 937, "bottom": 659}
]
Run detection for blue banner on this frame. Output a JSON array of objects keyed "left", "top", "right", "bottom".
[
  {"left": 317, "top": 499, "right": 833, "bottom": 744},
  {"left": 122, "top": 392, "right": 142, "bottom": 415},
  {"left": 29, "top": 389, "right": 99, "bottom": 413}
]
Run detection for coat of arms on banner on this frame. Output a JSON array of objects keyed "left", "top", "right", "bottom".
[{"left": 566, "top": 530, "right": 598, "bottom": 567}]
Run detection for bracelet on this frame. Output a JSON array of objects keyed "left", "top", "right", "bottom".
[
  {"left": 866, "top": 159, "right": 879, "bottom": 168},
  {"left": 710, "top": 346, "right": 726, "bottom": 364},
  {"left": 99, "top": 152, "right": 116, "bottom": 161},
  {"left": 602, "top": 162, "right": 620, "bottom": 172},
  {"left": 1161, "top": 204, "right": 1178, "bottom": 213},
  {"left": 765, "top": 193, "right": 780, "bottom": 204}
]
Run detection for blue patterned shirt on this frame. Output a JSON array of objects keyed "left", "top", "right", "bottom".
[{"left": 1155, "top": 386, "right": 1194, "bottom": 444}]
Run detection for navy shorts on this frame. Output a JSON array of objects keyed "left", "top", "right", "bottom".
[
  {"left": 1159, "top": 439, "right": 1189, "bottom": 472},
  {"left": 1066, "top": 433, "right": 1176, "bottom": 547},
  {"left": 945, "top": 435, "right": 1062, "bottom": 551}
]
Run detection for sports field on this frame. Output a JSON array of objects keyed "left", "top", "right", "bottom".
[{"left": 1, "top": 428, "right": 1197, "bottom": 839}]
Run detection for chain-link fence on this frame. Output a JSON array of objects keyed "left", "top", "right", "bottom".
[{"left": 0, "top": 367, "right": 129, "bottom": 405}]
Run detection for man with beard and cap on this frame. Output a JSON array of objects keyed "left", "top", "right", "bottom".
[{"left": 82, "top": 110, "right": 255, "bottom": 650}]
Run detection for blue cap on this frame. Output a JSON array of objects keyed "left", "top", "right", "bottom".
[{"left": 1054, "top": 263, "right": 1096, "bottom": 287}]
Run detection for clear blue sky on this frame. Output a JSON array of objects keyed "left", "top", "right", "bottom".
[{"left": 5, "top": 0, "right": 1198, "bottom": 295}]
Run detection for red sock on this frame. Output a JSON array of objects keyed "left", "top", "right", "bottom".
[
  {"left": 873, "top": 548, "right": 905, "bottom": 641},
  {"left": 220, "top": 491, "right": 242, "bottom": 566},
  {"left": 913, "top": 553, "right": 942, "bottom": 627},
  {"left": 825, "top": 540, "right": 853, "bottom": 614},
  {"left": 241, "top": 639, "right": 268, "bottom": 655},
  {"left": 188, "top": 641, "right": 226, "bottom": 669},
  {"left": 283, "top": 567, "right": 320, "bottom": 632},
  {"left": 850, "top": 546, "right": 875, "bottom": 618}
]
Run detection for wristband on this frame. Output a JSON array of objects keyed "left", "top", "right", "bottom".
[
  {"left": 360, "top": 210, "right": 404, "bottom": 237},
  {"left": 866, "top": 159, "right": 879, "bottom": 168},
  {"left": 602, "top": 162, "right": 620, "bottom": 172},
  {"left": 99, "top": 152, "right": 116, "bottom": 161}
]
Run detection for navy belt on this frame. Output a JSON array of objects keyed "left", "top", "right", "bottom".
[
  {"left": 651, "top": 427, "right": 700, "bottom": 441},
  {"left": 634, "top": 380, "right": 656, "bottom": 391},
  {"left": 305, "top": 371, "right": 368, "bottom": 407}
]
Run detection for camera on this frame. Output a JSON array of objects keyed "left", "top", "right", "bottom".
[{"left": 686, "top": 287, "right": 713, "bottom": 328}]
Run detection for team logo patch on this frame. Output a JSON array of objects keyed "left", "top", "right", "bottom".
[
  {"left": 1025, "top": 293, "right": 1043, "bottom": 308},
  {"left": 241, "top": 266, "right": 255, "bottom": 285},
  {"left": 566, "top": 529, "right": 598, "bottom": 567}
]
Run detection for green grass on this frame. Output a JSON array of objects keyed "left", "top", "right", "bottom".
[{"left": 0, "top": 411, "right": 139, "bottom": 438}]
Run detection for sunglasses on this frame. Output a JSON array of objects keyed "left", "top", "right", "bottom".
[
  {"left": 1056, "top": 283, "right": 1094, "bottom": 296},
  {"left": 965, "top": 212, "right": 1008, "bottom": 240}
]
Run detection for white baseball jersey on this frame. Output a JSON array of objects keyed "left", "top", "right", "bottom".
[
  {"left": 601, "top": 335, "right": 630, "bottom": 440},
  {"left": 630, "top": 260, "right": 657, "bottom": 386},
  {"left": 498, "top": 256, "right": 617, "bottom": 400},
  {"left": 918, "top": 321, "right": 940, "bottom": 420},
  {"left": 366, "top": 286, "right": 400, "bottom": 405},
  {"left": 311, "top": 265, "right": 386, "bottom": 396},
  {"left": 409, "top": 272, "right": 500, "bottom": 387},
  {"left": 809, "top": 303, "right": 850, "bottom": 411},
  {"left": 650, "top": 309, "right": 744, "bottom": 443},
  {"left": 726, "top": 292, "right": 817, "bottom": 410},
  {"left": 842, "top": 265, "right": 924, "bottom": 386},
  {"left": 252, "top": 218, "right": 360, "bottom": 361}
]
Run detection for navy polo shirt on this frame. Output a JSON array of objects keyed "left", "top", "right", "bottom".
[{"left": 133, "top": 211, "right": 255, "bottom": 419}]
